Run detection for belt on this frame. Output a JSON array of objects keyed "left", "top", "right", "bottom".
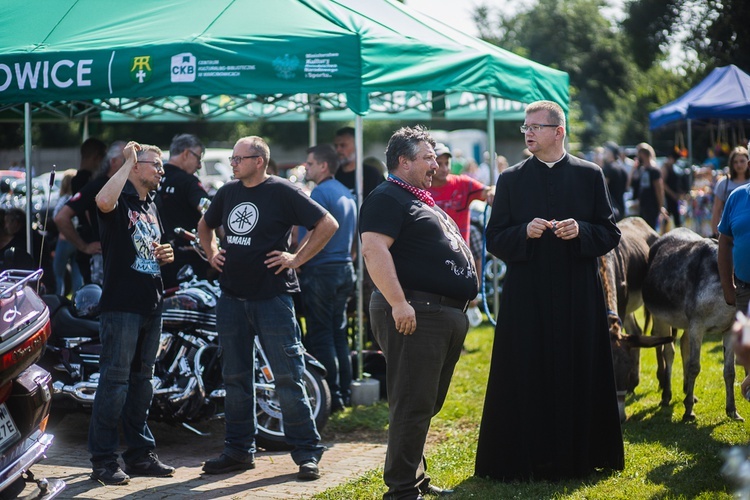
[
  {"left": 736, "top": 275, "right": 750, "bottom": 289},
  {"left": 402, "top": 289, "right": 470, "bottom": 313}
]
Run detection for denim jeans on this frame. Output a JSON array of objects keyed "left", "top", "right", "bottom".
[
  {"left": 370, "top": 291, "right": 468, "bottom": 500},
  {"left": 89, "top": 309, "right": 162, "bottom": 464},
  {"left": 300, "top": 262, "right": 355, "bottom": 408},
  {"left": 217, "top": 293, "right": 324, "bottom": 465},
  {"left": 53, "top": 238, "right": 82, "bottom": 295}
]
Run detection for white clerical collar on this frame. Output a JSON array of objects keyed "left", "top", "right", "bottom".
[{"left": 538, "top": 150, "right": 567, "bottom": 168}]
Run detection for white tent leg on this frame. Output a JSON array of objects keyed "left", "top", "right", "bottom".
[
  {"left": 24, "top": 103, "right": 32, "bottom": 257},
  {"left": 355, "top": 114, "right": 364, "bottom": 380}
]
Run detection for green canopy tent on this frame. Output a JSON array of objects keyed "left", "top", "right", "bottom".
[{"left": 0, "top": 0, "right": 568, "bottom": 374}]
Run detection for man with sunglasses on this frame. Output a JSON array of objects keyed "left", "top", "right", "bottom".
[
  {"left": 157, "top": 133, "right": 211, "bottom": 288},
  {"left": 89, "top": 141, "right": 175, "bottom": 485}
]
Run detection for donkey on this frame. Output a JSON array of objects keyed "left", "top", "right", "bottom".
[
  {"left": 601, "top": 217, "right": 673, "bottom": 421},
  {"left": 642, "top": 227, "right": 739, "bottom": 422}
]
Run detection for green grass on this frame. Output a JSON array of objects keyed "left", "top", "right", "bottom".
[{"left": 316, "top": 319, "right": 750, "bottom": 499}]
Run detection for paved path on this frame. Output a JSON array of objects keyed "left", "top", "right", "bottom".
[{"left": 21, "top": 414, "right": 386, "bottom": 499}]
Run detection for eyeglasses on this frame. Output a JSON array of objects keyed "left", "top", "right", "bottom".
[
  {"left": 228, "top": 155, "right": 261, "bottom": 164},
  {"left": 520, "top": 124, "right": 559, "bottom": 134},
  {"left": 188, "top": 150, "right": 204, "bottom": 162},
  {"left": 137, "top": 160, "right": 164, "bottom": 171}
]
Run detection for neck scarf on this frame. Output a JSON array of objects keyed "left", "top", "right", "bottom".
[{"left": 387, "top": 174, "right": 435, "bottom": 207}]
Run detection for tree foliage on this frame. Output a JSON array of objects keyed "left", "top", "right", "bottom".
[
  {"left": 473, "top": 0, "right": 750, "bottom": 150},
  {"left": 474, "top": 0, "right": 634, "bottom": 147}
]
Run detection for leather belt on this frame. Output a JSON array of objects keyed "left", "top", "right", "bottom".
[
  {"left": 402, "top": 289, "right": 470, "bottom": 313},
  {"left": 736, "top": 275, "right": 750, "bottom": 289}
]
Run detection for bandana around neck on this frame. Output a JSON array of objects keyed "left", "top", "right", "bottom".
[{"left": 387, "top": 174, "right": 435, "bottom": 207}]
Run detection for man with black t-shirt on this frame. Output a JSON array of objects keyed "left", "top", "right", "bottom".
[
  {"left": 333, "top": 126, "right": 384, "bottom": 199},
  {"left": 360, "top": 125, "right": 477, "bottom": 500},
  {"left": 89, "top": 141, "right": 175, "bottom": 485},
  {"left": 198, "top": 135, "right": 338, "bottom": 481},
  {"left": 55, "top": 141, "right": 126, "bottom": 285},
  {"left": 157, "top": 133, "right": 211, "bottom": 288}
]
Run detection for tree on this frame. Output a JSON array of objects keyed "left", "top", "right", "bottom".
[{"left": 473, "top": 0, "right": 635, "bottom": 149}]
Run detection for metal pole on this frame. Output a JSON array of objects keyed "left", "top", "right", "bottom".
[
  {"left": 687, "top": 119, "right": 693, "bottom": 165},
  {"left": 308, "top": 94, "right": 317, "bottom": 147},
  {"left": 355, "top": 115, "right": 365, "bottom": 380},
  {"left": 485, "top": 94, "right": 500, "bottom": 319},
  {"left": 24, "top": 103, "right": 33, "bottom": 258}
]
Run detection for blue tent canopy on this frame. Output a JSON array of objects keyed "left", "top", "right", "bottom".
[{"left": 649, "top": 65, "right": 750, "bottom": 130}]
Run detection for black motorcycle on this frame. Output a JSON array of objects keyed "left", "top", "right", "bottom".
[
  {"left": 0, "top": 269, "right": 64, "bottom": 499},
  {"left": 40, "top": 268, "right": 331, "bottom": 451}
]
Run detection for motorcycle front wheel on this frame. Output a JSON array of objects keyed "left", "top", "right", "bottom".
[{"left": 255, "top": 367, "right": 331, "bottom": 452}]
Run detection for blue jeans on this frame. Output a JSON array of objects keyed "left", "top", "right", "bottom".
[
  {"left": 88, "top": 309, "right": 162, "bottom": 464},
  {"left": 217, "top": 293, "right": 324, "bottom": 465},
  {"left": 53, "top": 238, "right": 82, "bottom": 295},
  {"left": 300, "top": 262, "right": 355, "bottom": 408}
]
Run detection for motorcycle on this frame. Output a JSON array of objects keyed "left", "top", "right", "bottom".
[
  {"left": 40, "top": 267, "right": 331, "bottom": 452},
  {"left": 0, "top": 269, "right": 64, "bottom": 499}
]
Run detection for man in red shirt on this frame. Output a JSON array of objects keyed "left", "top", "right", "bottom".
[
  {"left": 428, "top": 143, "right": 494, "bottom": 243},
  {"left": 429, "top": 143, "right": 494, "bottom": 325}
]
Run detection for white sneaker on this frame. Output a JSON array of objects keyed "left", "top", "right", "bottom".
[{"left": 466, "top": 306, "right": 483, "bottom": 327}]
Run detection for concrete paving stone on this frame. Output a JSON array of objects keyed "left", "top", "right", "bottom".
[{"left": 19, "top": 413, "right": 386, "bottom": 499}]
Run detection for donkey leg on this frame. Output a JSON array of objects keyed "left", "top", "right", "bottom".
[
  {"left": 723, "top": 329, "right": 742, "bottom": 420},
  {"left": 682, "top": 325, "right": 703, "bottom": 422}
]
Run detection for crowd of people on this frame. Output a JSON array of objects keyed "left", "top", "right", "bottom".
[{"left": 6, "top": 104, "right": 750, "bottom": 498}]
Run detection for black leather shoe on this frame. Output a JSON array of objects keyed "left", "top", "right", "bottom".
[
  {"left": 421, "top": 484, "right": 454, "bottom": 496},
  {"left": 202, "top": 454, "right": 255, "bottom": 474}
]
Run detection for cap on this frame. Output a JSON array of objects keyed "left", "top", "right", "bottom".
[{"left": 434, "top": 143, "right": 452, "bottom": 157}]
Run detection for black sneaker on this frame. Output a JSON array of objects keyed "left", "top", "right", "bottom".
[
  {"left": 202, "top": 454, "right": 255, "bottom": 474},
  {"left": 91, "top": 461, "right": 130, "bottom": 485},
  {"left": 297, "top": 460, "right": 320, "bottom": 480},
  {"left": 124, "top": 451, "right": 175, "bottom": 477}
]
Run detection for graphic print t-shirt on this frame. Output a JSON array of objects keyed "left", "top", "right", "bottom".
[
  {"left": 98, "top": 182, "right": 164, "bottom": 314},
  {"left": 203, "top": 177, "right": 328, "bottom": 300}
]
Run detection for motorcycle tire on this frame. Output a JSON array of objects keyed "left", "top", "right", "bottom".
[{"left": 255, "top": 367, "right": 331, "bottom": 452}]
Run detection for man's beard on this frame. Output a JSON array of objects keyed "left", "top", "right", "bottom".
[{"left": 338, "top": 153, "right": 355, "bottom": 168}]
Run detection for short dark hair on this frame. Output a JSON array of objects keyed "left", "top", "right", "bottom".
[
  {"left": 384, "top": 125, "right": 435, "bottom": 171},
  {"left": 335, "top": 126, "right": 355, "bottom": 139},
  {"left": 169, "top": 133, "right": 203, "bottom": 157},
  {"left": 80, "top": 138, "right": 106, "bottom": 160},
  {"left": 307, "top": 144, "right": 339, "bottom": 174}
]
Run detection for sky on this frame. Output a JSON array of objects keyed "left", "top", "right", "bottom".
[{"left": 402, "top": 0, "right": 625, "bottom": 37}]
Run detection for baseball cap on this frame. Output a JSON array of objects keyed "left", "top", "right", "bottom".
[{"left": 434, "top": 143, "right": 452, "bottom": 157}]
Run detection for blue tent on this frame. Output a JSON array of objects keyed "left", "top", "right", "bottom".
[{"left": 649, "top": 64, "right": 750, "bottom": 130}]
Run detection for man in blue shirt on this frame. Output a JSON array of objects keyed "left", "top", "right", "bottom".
[
  {"left": 299, "top": 144, "right": 357, "bottom": 412},
  {"left": 718, "top": 182, "right": 750, "bottom": 316}
]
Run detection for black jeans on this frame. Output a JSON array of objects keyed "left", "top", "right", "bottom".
[{"left": 369, "top": 291, "right": 468, "bottom": 500}]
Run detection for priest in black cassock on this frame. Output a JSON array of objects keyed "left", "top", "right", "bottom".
[{"left": 475, "top": 100, "right": 624, "bottom": 482}]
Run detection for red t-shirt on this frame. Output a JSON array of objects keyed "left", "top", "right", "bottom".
[{"left": 428, "top": 175, "right": 486, "bottom": 242}]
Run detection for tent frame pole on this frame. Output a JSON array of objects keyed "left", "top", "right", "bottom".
[
  {"left": 355, "top": 114, "right": 365, "bottom": 381},
  {"left": 24, "top": 103, "right": 33, "bottom": 257}
]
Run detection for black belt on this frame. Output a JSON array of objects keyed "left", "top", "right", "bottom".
[
  {"left": 736, "top": 275, "right": 750, "bottom": 289},
  {"left": 402, "top": 289, "right": 470, "bottom": 313}
]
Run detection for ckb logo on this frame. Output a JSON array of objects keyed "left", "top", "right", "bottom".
[{"left": 171, "top": 53, "right": 196, "bottom": 83}]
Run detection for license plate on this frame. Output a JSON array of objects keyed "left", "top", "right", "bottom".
[{"left": 0, "top": 403, "right": 20, "bottom": 450}]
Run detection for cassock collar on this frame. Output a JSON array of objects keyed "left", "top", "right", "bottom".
[{"left": 538, "top": 150, "right": 567, "bottom": 168}]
